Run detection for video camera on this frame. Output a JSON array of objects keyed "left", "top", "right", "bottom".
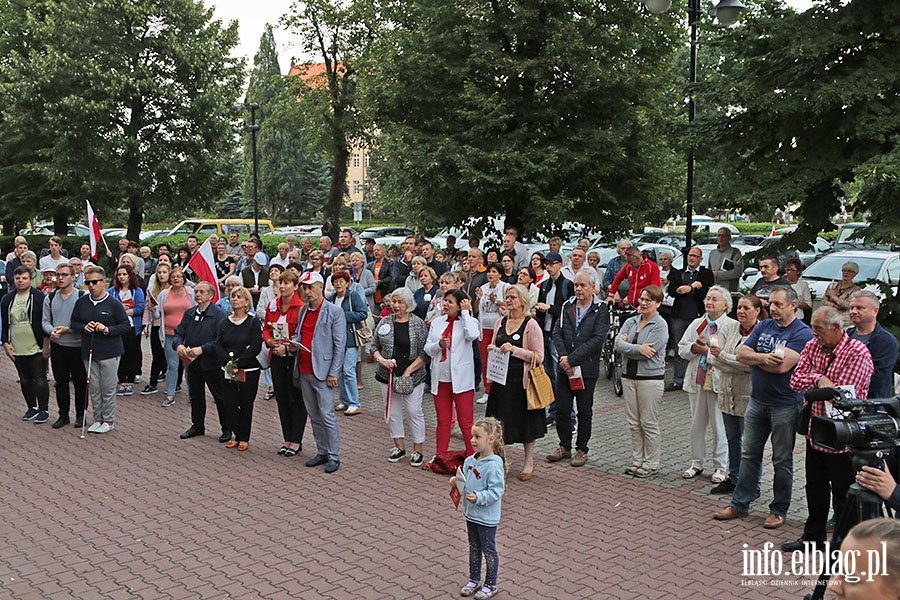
[{"left": 809, "top": 388, "right": 900, "bottom": 470}]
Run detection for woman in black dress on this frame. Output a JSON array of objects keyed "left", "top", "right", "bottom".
[
  {"left": 485, "top": 284, "right": 546, "bottom": 481},
  {"left": 216, "top": 286, "right": 264, "bottom": 451}
]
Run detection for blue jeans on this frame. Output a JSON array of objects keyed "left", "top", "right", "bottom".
[
  {"left": 721, "top": 413, "right": 744, "bottom": 484},
  {"left": 164, "top": 335, "right": 180, "bottom": 398},
  {"left": 467, "top": 520, "right": 498, "bottom": 588},
  {"left": 731, "top": 397, "right": 800, "bottom": 517},
  {"left": 339, "top": 346, "right": 360, "bottom": 408}
]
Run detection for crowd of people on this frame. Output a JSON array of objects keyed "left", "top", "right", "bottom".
[{"left": 3, "top": 225, "right": 900, "bottom": 595}]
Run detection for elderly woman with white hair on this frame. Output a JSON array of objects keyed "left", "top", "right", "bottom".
[
  {"left": 19, "top": 251, "right": 41, "bottom": 287},
  {"left": 678, "top": 285, "right": 736, "bottom": 486},
  {"left": 371, "top": 287, "right": 428, "bottom": 467},
  {"left": 822, "top": 260, "right": 861, "bottom": 328}
]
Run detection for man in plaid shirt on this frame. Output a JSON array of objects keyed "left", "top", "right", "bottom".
[{"left": 781, "top": 306, "right": 874, "bottom": 552}]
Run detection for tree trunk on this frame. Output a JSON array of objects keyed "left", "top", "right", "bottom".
[
  {"left": 53, "top": 211, "right": 69, "bottom": 236},
  {"left": 322, "top": 143, "right": 349, "bottom": 244}
]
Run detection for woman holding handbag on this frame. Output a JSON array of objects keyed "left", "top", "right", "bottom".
[
  {"left": 371, "top": 287, "right": 428, "bottom": 467},
  {"left": 327, "top": 270, "right": 368, "bottom": 415},
  {"left": 424, "top": 289, "right": 480, "bottom": 460},
  {"left": 485, "top": 284, "right": 546, "bottom": 481}
]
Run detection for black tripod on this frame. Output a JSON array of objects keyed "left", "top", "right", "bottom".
[{"left": 804, "top": 471, "right": 885, "bottom": 599}]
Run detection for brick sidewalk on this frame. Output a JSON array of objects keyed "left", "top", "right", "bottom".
[{"left": 0, "top": 344, "right": 822, "bottom": 599}]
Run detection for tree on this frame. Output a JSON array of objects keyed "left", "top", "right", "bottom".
[
  {"left": 696, "top": 0, "right": 900, "bottom": 245},
  {"left": 362, "top": 0, "right": 684, "bottom": 239},
  {"left": 243, "top": 24, "right": 330, "bottom": 226},
  {"left": 0, "top": 0, "right": 245, "bottom": 239},
  {"left": 282, "top": 0, "right": 378, "bottom": 242}
]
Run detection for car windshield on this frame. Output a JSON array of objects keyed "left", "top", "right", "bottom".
[{"left": 802, "top": 255, "right": 884, "bottom": 282}]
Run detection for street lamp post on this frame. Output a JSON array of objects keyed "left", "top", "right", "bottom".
[
  {"left": 235, "top": 101, "right": 260, "bottom": 235},
  {"left": 642, "top": 0, "right": 746, "bottom": 250}
]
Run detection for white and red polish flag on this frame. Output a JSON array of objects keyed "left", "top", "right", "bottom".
[
  {"left": 87, "top": 200, "right": 103, "bottom": 259},
  {"left": 186, "top": 238, "right": 220, "bottom": 303}
]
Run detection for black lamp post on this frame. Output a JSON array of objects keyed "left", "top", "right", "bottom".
[
  {"left": 642, "top": 0, "right": 747, "bottom": 250},
  {"left": 235, "top": 100, "right": 260, "bottom": 235}
]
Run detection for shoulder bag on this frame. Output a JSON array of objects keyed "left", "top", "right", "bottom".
[
  {"left": 350, "top": 292, "right": 375, "bottom": 346},
  {"left": 526, "top": 350, "right": 555, "bottom": 411}
]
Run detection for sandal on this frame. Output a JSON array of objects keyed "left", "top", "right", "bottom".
[
  {"left": 682, "top": 466, "right": 703, "bottom": 479},
  {"left": 237, "top": 442, "right": 249, "bottom": 451},
  {"left": 711, "top": 469, "right": 728, "bottom": 484}
]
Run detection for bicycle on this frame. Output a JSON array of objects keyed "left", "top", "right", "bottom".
[{"left": 601, "top": 304, "right": 637, "bottom": 397}]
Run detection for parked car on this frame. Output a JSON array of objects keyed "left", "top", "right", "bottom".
[
  {"left": 20, "top": 222, "right": 90, "bottom": 237},
  {"left": 692, "top": 222, "right": 739, "bottom": 235},
  {"left": 802, "top": 250, "right": 900, "bottom": 309},
  {"left": 169, "top": 219, "right": 275, "bottom": 237},
  {"left": 358, "top": 226, "right": 416, "bottom": 248},
  {"left": 757, "top": 236, "right": 832, "bottom": 267},
  {"left": 272, "top": 224, "right": 323, "bottom": 236},
  {"left": 832, "top": 222, "right": 900, "bottom": 252}
]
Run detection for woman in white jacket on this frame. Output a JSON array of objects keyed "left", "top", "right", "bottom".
[
  {"left": 678, "top": 285, "right": 735, "bottom": 485},
  {"left": 424, "top": 288, "right": 480, "bottom": 461}
]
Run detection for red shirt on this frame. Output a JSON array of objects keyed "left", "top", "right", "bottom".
[
  {"left": 609, "top": 257, "right": 661, "bottom": 308},
  {"left": 297, "top": 302, "right": 321, "bottom": 375}
]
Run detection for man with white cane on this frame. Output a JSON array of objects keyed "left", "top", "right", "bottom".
[{"left": 70, "top": 265, "right": 130, "bottom": 434}]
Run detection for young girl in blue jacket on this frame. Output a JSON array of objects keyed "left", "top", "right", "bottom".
[{"left": 450, "top": 417, "right": 507, "bottom": 599}]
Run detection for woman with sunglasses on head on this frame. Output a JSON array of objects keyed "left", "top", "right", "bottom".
[{"left": 155, "top": 266, "right": 195, "bottom": 407}]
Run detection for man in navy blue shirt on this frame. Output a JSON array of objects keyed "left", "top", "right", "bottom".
[
  {"left": 847, "top": 290, "right": 898, "bottom": 400},
  {"left": 714, "top": 286, "right": 813, "bottom": 529},
  {"left": 173, "top": 281, "right": 229, "bottom": 442}
]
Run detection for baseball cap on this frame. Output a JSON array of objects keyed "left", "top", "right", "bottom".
[
  {"left": 544, "top": 251, "right": 563, "bottom": 264},
  {"left": 299, "top": 271, "right": 324, "bottom": 286}
]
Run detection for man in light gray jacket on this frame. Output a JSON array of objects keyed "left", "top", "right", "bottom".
[
  {"left": 294, "top": 271, "right": 346, "bottom": 473},
  {"left": 708, "top": 228, "right": 744, "bottom": 294}
]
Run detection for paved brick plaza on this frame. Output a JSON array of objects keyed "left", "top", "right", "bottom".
[{"left": 0, "top": 346, "right": 824, "bottom": 599}]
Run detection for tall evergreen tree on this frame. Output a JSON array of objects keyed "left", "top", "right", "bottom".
[{"left": 244, "top": 24, "right": 330, "bottom": 226}]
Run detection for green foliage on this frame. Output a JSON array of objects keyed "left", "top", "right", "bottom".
[
  {"left": 361, "top": 0, "right": 684, "bottom": 238},
  {"left": 281, "top": 0, "right": 380, "bottom": 242},
  {"left": 697, "top": 0, "right": 900, "bottom": 247},
  {"left": 0, "top": 0, "right": 245, "bottom": 239},
  {"left": 242, "top": 24, "right": 331, "bottom": 224}
]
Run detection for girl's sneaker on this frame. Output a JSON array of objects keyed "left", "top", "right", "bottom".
[
  {"left": 460, "top": 581, "right": 479, "bottom": 597},
  {"left": 474, "top": 586, "right": 498, "bottom": 600},
  {"left": 409, "top": 452, "right": 424, "bottom": 467}
]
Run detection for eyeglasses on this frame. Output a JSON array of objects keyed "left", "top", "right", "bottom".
[
  {"left": 57, "top": 272, "right": 72, "bottom": 277},
  {"left": 84, "top": 279, "right": 103, "bottom": 286},
  {"left": 638, "top": 297, "right": 655, "bottom": 304},
  {"left": 688, "top": 254, "right": 702, "bottom": 259}
]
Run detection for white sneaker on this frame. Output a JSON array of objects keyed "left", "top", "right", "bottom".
[
  {"left": 87, "top": 422, "right": 102, "bottom": 433},
  {"left": 134, "top": 375, "right": 142, "bottom": 383},
  {"left": 476, "top": 394, "right": 489, "bottom": 404},
  {"left": 95, "top": 423, "right": 114, "bottom": 434},
  {"left": 344, "top": 406, "right": 362, "bottom": 415}
]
